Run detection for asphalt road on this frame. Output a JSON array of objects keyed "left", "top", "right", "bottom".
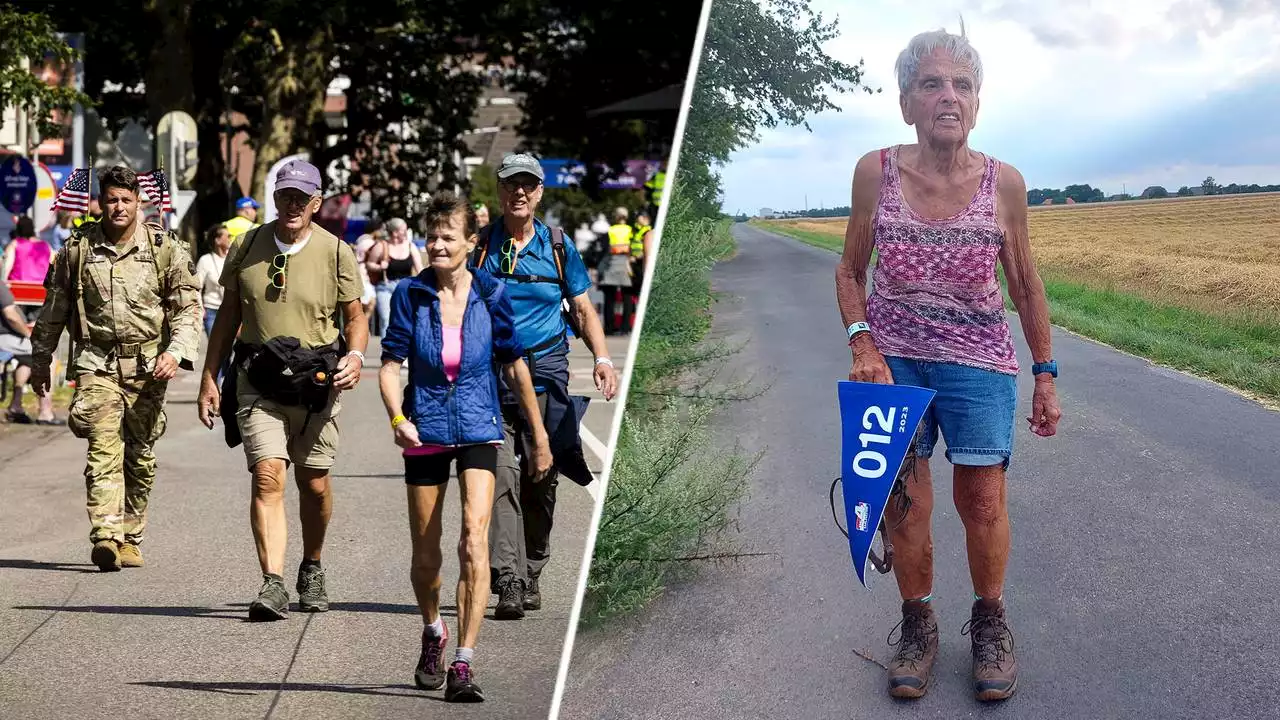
[
  {"left": 0, "top": 333, "right": 627, "bottom": 720},
  {"left": 557, "top": 223, "right": 1280, "bottom": 720}
]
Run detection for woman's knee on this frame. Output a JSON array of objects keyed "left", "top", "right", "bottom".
[
  {"left": 458, "top": 520, "right": 490, "bottom": 564},
  {"left": 955, "top": 467, "right": 1006, "bottom": 526}
]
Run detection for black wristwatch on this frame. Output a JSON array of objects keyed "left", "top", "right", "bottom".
[{"left": 1031, "top": 360, "right": 1058, "bottom": 378}]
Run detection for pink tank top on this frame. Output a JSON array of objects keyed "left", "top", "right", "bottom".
[
  {"left": 865, "top": 145, "right": 1019, "bottom": 375},
  {"left": 8, "top": 237, "right": 51, "bottom": 283},
  {"left": 404, "top": 323, "right": 502, "bottom": 457}
]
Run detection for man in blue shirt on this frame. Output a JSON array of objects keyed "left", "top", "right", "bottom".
[{"left": 473, "top": 152, "right": 618, "bottom": 619}]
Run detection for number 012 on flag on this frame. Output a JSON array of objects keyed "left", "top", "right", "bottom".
[{"left": 838, "top": 380, "right": 936, "bottom": 589}]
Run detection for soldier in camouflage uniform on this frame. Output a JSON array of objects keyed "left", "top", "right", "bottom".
[{"left": 29, "top": 165, "right": 201, "bottom": 572}]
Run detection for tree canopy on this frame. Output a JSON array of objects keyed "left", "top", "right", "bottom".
[
  {"left": 0, "top": 7, "right": 93, "bottom": 138},
  {"left": 10, "top": 1, "right": 683, "bottom": 246},
  {"left": 679, "top": 0, "right": 878, "bottom": 216}
]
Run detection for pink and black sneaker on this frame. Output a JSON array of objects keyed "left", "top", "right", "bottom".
[
  {"left": 414, "top": 623, "right": 449, "bottom": 691},
  {"left": 445, "top": 661, "right": 484, "bottom": 703}
]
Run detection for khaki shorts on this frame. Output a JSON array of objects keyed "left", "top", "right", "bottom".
[{"left": 235, "top": 370, "right": 341, "bottom": 470}]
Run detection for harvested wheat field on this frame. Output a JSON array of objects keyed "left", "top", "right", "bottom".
[{"left": 768, "top": 193, "right": 1280, "bottom": 320}]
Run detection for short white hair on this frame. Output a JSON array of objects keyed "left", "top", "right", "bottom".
[
  {"left": 387, "top": 217, "right": 408, "bottom": 233},
  {"left": 894, "top": 19, "right": 983, "bottom": 95}
]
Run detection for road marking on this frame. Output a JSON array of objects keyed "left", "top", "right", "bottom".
[{"left": 579, "top": 423, "right": 610, "bottom": 503}]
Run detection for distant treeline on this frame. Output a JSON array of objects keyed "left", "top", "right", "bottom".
[{"left": 750, "top": 176, "right": 1280, "bottom": 219}]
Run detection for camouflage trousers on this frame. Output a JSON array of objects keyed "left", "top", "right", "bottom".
[{"left": 66, "top": 372, "right": 169, "bottom": 546}]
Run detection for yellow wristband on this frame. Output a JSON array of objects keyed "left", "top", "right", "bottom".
[{"left": 390, "top": 414, "right": 408, "bottom": 428}]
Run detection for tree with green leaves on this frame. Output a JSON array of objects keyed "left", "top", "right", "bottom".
[
  {"left": 680, "top": 0, "right": 878, "bottom": 215},
  {"left": 0, "top": 8, "right": 94, "bottom": 140}
]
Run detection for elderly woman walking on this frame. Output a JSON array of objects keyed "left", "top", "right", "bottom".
[
  {"left": 380, "top": 192, "right": 553, "bottom": 702},
  {"left": 835, "top": 27, "right": 1062, "bottom": 702}
]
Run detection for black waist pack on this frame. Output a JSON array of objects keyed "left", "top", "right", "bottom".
[{"left": 243, "top": 337, "right": 342, "bottom": 413}]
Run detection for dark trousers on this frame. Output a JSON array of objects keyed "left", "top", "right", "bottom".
[{"left": 490, "top": 393, "right": 558, "bottom": 589}]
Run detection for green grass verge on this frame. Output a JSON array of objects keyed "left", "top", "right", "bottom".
[
  {"left": 773, "top": 225, "right": 1280, "bottom": 404},
  {"left": 581, "top": 199, "right": 755, "bottom": 627},
  {"left": 749, "top": 220, "right": 844, "bottom": 253}
]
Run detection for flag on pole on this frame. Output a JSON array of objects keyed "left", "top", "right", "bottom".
[
  {"left": 50, "top": 168, "right": 92, "bottom": 214},
  {"left": 137, "top": 169, "right": 173, "bottom": 214}
]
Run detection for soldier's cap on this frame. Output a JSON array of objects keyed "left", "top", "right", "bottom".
[
  {"left": 497, "top": 153, "right": 544, "bottom": 182},
  {"left": 236, "top": 197, "right": 260, "bottom": 210},
  {"left": 275, "top": 160, "right": 322, "bottom": 197}
]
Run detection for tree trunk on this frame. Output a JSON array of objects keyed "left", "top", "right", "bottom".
[
  {"left": 249, "top": 26, "right": 334, "bottom": 202},
  {"left": 144, "top": 0, "right": 195, "bottom": 133}
]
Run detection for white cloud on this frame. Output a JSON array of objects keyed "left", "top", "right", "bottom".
[{"left": 721, "top": 0, "right": 1280, "bottom": 211}]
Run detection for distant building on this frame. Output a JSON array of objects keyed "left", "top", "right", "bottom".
[{"left": 759, "top": 207, "right": 775, "bottom": 218}]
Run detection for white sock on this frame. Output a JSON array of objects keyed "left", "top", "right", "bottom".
[
  {"left": 455, "top": 647, "right": 474, "bottom": 665},
  {"left": 427, "top": 616, "right": 445, "bottom": 637}
]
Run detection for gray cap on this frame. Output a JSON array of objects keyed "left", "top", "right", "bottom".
[
  {"left": 497, "top": 152, "right": 545, "bottom": 181},
  {"left": 275, "top": 159, "right": 322, "bottom": 196}
]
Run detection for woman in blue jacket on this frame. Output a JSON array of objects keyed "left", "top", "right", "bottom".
[{"left": 379, "top": 192, "right": 552, "bottom": 703}]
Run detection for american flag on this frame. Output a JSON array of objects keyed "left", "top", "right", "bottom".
[
  {"left": 50, "top": 168, "right": 91, "bottom": 213},
  {"left": 137, "top": 169, "right": 173, "bottom": 214}
]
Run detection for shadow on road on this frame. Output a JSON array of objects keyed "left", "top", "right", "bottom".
[
  {"left": 12, "top": 602, "right": 461, "bottom": 619},
  {"left": 13, "top": 605, "right": 245, "bottom": 620},
  {"left": 130, "top": 680, "right": 426, "bottom": 698},
  {"left": 0, "top": 559, "right": 98, "bottom": 574}
]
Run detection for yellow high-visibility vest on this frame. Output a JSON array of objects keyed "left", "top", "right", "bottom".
[
  {"left": 223, "top": 215, "right": 257, "bottom": 240},
  {"left": 608, "top": 223, "right": 633, "bottom": 255},
  {"left": 645, "top": 171, "right": 666, "bottom": 204},
  {"left": 631, "top": 224, "right": 651, "bottom": 257}
]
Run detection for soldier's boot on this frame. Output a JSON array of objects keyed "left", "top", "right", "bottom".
[
  {"left": 962, "top": 597, "right": 1018, "bottom": 701},
  {"left": 886, "top": 599, "right": 939, "bottom": 698},
  {"left": 91, "top": 540, "right": 122, "bottom": 572},
  {"left": 118, "top": 543, "right": 144, "bottom": 568}
]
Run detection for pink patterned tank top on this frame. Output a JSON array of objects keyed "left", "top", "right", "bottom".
[{"left": 865, "top": 145, "right": 1019, "bottom": 375}]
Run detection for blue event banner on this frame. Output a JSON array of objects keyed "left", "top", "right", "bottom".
[{"left": 838, "top": 380, "right": 936, "bottom": 589}]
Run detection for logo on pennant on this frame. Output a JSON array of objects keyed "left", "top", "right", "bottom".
[{"left": 853, "top": 502, "right": 870, "bottom": 532}]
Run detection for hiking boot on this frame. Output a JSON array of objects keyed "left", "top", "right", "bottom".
[
  {"left": 445, "top": 661, "right": 484, "bottom": 702},
  {"left": 91, "top": 540, "right": 122, "bottom": 572},
  {"left": 962, "top": 597, "right": 1018, "bottom": 701},
  {"left": 248, "top": 575, "right": 290, "bottom": 621},
  {"left": 118, "top": 543, "right": 144, "bottom": 568},
  {"left": 414, "top": 623, "right": 449, "bottom": 690},
  {"left": 523, "top": 575, "right": 541, "bottom": 610},
  {"left": 295, "top": 562, "right": 330, "bottom": 612},
  {"left": 494, "top": 577, "right": 525, "bottom": 620},
  {"left": 885, "top": 599, "right": 939, "bottom": 699}
]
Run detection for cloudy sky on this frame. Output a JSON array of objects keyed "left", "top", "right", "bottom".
[{"left": 718, "top": 0, "right": 1280, "bottom": 214}]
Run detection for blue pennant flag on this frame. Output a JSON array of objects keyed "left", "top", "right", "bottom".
[{"left": 838, "top": 380, "right": 937, "bottom": 589}]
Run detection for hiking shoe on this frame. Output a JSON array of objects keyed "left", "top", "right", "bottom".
[
  {"left": 962, "top": 597, "right": 1018, "bottom": 701},
  {"left": 886, "top": 599, "right": 939, "bottom": 699},
  {"left": 118, "top": 543, "right": 144, "bottom": 568},
  {"left": 523, "top": 575, "right": 541, "bottom": 610},
  {"left": 445, "top": 661, "right": 484, "bottom": 702},
  {"left": 295, "top": 562, "right": 329, "bottom": 612},
  {"left": 90, "top": 540, "right": 121, "bottom": 572},
  {"left": 494, "top": 577, "right": 525, "bottom": 620},
  {"left": 414, "top": 623, "right": 449, "bottom": 691},
  {"left": 248, "top": 575, "right": 290, "bottom": 621}
]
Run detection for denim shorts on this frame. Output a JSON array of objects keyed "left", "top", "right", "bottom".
[{"left": 883, "top": 356, "right": 1017, "bottom": 469}]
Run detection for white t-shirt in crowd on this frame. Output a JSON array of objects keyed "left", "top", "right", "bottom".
[{"left": 195, "top": 252, "right": 227, "bottom": 311}]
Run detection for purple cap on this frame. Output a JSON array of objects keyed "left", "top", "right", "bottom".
[{"left": 275, "top": 159, "right": 322, "bottom": 196}]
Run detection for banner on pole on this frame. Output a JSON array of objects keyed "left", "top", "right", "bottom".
[{"left": 837, "top": 380, "right": 936, "bottom": 589}]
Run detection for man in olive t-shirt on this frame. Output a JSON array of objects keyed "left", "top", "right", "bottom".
[{"left": 197, "top": 159, "right": 368, "bottom": 622}]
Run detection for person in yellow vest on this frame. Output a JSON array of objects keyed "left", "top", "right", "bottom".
[
  {"left": 643, "top": 165, "right": 666, "bottom": 218},
  {"left": 628, "top": 211, "right": 653, "bottom": 323},
  {"left": 600, "top": 207, "right": 633, "bottom": 335},
  {"left": 72, "top": 197, "right": 102, "bottom": 228},
  {"left": 222, "top": 197, "right": 260, "bottom": 240}
]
